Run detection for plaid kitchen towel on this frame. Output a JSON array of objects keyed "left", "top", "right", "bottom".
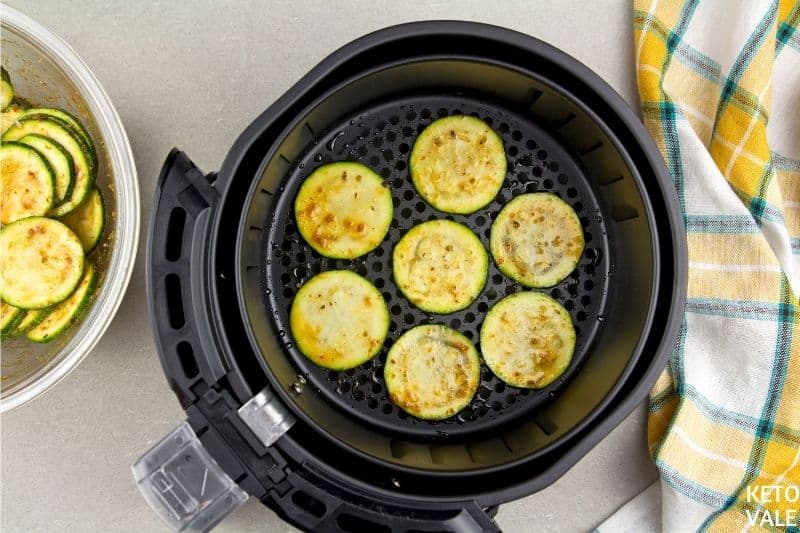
[{"left": 598, "top": 1, "right": 800, "bottom": 531}]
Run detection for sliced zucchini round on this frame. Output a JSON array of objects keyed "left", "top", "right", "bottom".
[
  {"left": 1, "top": 301, "right": 24, "bottom": 338},
  {"left": 1, "top": 100, "right": 28, "bottom": 134},
  {"left": 0, "top": 217, "right": 85, "bottom": 309},
  {"left": 290, "top": 270, "right": 389, "bottom": 370},
  {"left": 18, "top": 107, "right": 96, "bottom": 170},
  {"left": 27, "top": 261, "right": 97, "bottom": 343},
  {"left": 59, "top": 187, "right": 104, "bottom": 251},
  {"left": 480, "top": 291, "right": 575, "bottom": 388},
  {"left": 384, "top": 324, "right": 480, "bottom": 420},
  {"left": 393, "top": 220, "right": 487, "bottom": 313},
  {"left": 17, "top": 134, "right": 75, "bottom": 207},
  {"left": 490, "top": 193, "right": 585, "bottom": 288},
  {"left": 1, "top": 67, "right": 13, "bottom": 110},
  {"left": 410, "top": 115, "right": 506, "bottom": 214},
  {"left": 3, "top": 115, "right": 93, "bottom": 217},
  {"left": 295, "top": 162, "right": 393, "bottom": 259},
  {"left": 0, "top": 142, "right": 55, "bottom": 224},
  {"left": 7, "top": 308, "right": 51, "bottom": 337}
]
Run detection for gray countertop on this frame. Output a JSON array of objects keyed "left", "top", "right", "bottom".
[{"left": 0, "top": 1, "right": 658, "bottom": 531}]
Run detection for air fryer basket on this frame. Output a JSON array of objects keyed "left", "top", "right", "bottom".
[
  {"left": 260, "top": 92, "right": 613, "bottom": 441},
  {"left": 238, "top": 59, "right": 656, "bottom": 470},
  {"left": 143, "top": 21, "right": 686, "bottom": 532}
]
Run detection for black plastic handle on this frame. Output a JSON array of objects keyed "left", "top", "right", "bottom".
[
  {"left": 186, "top": 380, "right": 501, "bottom": 533},
  {"left": 146, "top": 148, "right": 227, "bottom": 407},
  {"left": 146, "top": 149, "right": 501, "bottom": 532}
]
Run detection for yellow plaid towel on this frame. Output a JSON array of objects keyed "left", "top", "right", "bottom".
[{"left": 599, "top": 1, "right": 800, "bottom": 531}]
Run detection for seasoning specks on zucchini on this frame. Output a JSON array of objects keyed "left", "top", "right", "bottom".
[
  {"left": 3, "top": 115, "right": 93, "bottom": 217},
  {"left": 27, "top": 262, "right": 97, "bottom": 343},
  {"left": 0, "top": 217, "right": 85, "bottom": 310},
  {"left": 410, "top": 115, "right": 506, "bottom": 214},
  {"left": 1, "top": 67, "right": 13, "bottom": 110},
  {"left": 384, "top": 324, "right": 480, "bottom": 420},
  {"left": 295, "top": 162, "right": 392, "bottom": 259},
  {"left": 17, "top": 133, "right": 75, "bottom": 207},
  {"left": 393, "top": 220, "right": 487, "bottom": 313},
  {"left": 490, "top": 193, "right": 584, "bottom": 288},
  {"left": 60, "top": 187, "right": 104, "bottom": 251},
  {"left": 1, "top": 301, "right": 24, "bottom": 338},
  {"left": 0, "top": 67, "right": 105, "bottom": 343},
  {"left": 0, "top": 142, "right": 55, "bottom": 224},
  {"left": 480, "top": 291, "right": 575, "bottom": 388},
  {"left": 7, "top": 308, "right": 51, "bottom": 338},
  {"left": 290, "top": 270, "right": 389, "bottom": 370}
]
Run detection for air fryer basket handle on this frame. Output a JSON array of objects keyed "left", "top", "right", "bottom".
[
  {"left": 147, "top": 148, "right": 226, "bottom": 406},
  {"left": 143, "top": 150, "right": 501, "bottom": 532}
]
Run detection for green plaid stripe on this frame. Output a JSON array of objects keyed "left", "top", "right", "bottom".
[
  {"left": 702, "top": 276, "right": 796, "bottom": 529},
  {"left": 658, "top": 462, "right": 729, "bottom": 508},
  {"left": 772, "top": 151, "right": 800, "bottom": 172},
  {"left": 650, "top": 382, "right": 800, "bottom": 447},
  {"left": 687, "top": 298, "right": 792, "bottom": 322},
  {"left": 710, "top": 1, "right": 778, "bottom": 141},
  {"left": 686, "top": 214, "right": 760, "bottom": 233},
  {"left": 777, "top": 2, "right": 800, "bottom": 52}
]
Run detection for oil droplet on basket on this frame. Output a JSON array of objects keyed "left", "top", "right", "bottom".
[
  {"left": 314, "top": 154, "right": 323, "bottom": 163},
  {"left": 299, "top": 163, "right": 304, "bottom": 169},
  {"left": 326, "top": 131, "right": 345, "bottom": 151},
  {"left": 265, "top": 288, "right": 272, "bottom": 295},
  {"left": 278, "top": 330, "right": 286, "bottom": 337},
  {"left": 597, "top": 315, "right": 605, "bottom": 323}
]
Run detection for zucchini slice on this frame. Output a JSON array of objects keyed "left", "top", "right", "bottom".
[
  {"left": 490, "top": 193, "right": 585, "bottom": 288},
  {"left": 59, "top": 187, "right": 104, "bottom": 251},
  {"left": 0, "top": 142, "right": 55, "bottom": 224},
  {"left": 26, "top": 261, "right": 97, "bottom": 343},
  {"left": 290, "top": 270, "right": 389, "bottom": 370},
  {"left": 0, "top": 217, "right": 85, "bottom": 309},
  {"left": 480, "top": 291, "right": 575, "bottom": 388},
  {"left": 1, "top": 67, "right": 12, "bottom": 110},
  {"left": 295, "top": 162, "right": 393, "bottom": 259},
  {"left": 1, "top": 100, "right": 28, "bottom": 134},
  {"left": 3, "top": 116, "right": 93, "bottom": 217},
  {"left": 1, "top": 301, "right": 24, "bottom": 338},
  {"left": 410, "top": 115, "right": 506, "bottom": 214},
  {"left": 17, "top": 134, "right": 75, "bottom": 207},
  {"left": 0, "top": 107, "right": 24, "bottom": 133},
  {"left": 18, "top": 107, "right": 96, "bottom": 170},
  {"left": 393, "top": 220, "right": 488, "bottom": 313},
  {"left": 7, "top": 308, "right": 51, "bottom": 337},
  {"left": 384, "top": 324, "right": 480, "bottom": 420}
]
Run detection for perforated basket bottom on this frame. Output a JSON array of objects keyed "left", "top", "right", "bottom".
[{"left": 262, "top": 93, "right": 611, "bottom": 439}]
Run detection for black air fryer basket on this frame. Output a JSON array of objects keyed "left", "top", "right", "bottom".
[{"left": 136, "top": 21, "right": 686, "bottom": 532}]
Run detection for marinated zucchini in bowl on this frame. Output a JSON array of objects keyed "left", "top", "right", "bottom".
[{"left": 0, "top": 67, "right": 106, "bottom": 345}]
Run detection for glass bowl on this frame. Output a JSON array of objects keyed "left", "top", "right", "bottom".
[{"left": 0, "top": 5, "right": 139, "bottom": 412}]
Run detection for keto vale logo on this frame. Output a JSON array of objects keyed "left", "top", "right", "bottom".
[{"left": 745, "top": 484, "right": 800, "bottom": 528}]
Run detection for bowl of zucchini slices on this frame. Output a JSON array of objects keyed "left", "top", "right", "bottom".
[{"left": 1, "top": 6, "right": 139, "bottom": 412}]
